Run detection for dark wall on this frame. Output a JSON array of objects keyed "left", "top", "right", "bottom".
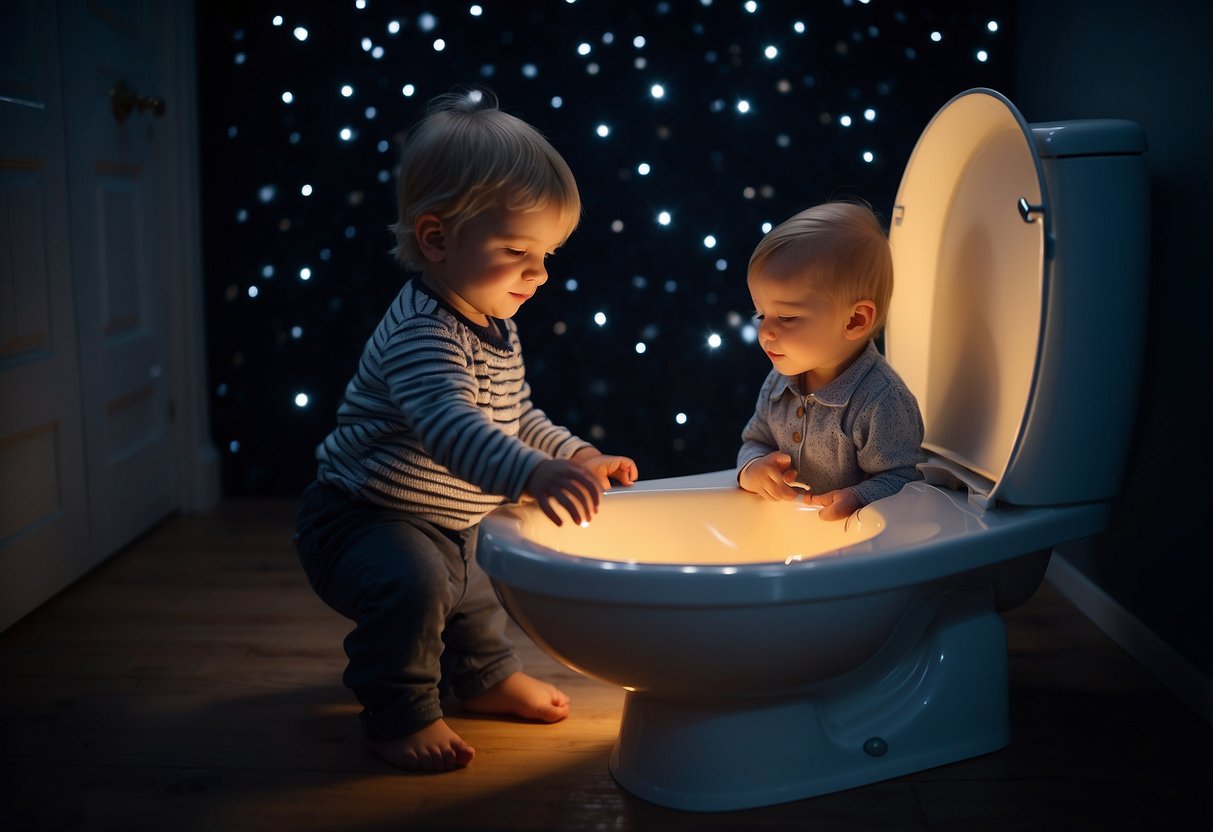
[
  {"left": 1015, "top": 0, "right": 1213, "bottom": 682},
  {"left": 197, "top": 1, "right": 1015, "bottom": 496}
]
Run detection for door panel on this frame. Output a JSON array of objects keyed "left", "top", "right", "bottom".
[
  {"left": 0, "top": 0, "right": 91, "bottom": 631},
  {"left": 60, "top": 0, "right": 175, "bottom": 556}
]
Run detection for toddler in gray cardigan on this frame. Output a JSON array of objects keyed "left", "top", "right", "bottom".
[{"left": 738, "top": 201, "right": 924, "bottom": 520}]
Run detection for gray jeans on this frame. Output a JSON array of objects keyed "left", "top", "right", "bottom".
[{"left": 294, "top": 481, "right": 521, "bottom": 738}]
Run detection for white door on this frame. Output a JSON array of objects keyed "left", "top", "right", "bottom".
[
  {"left": 0, "top": 0, "right": 93, "bottom": 631},
  {"left": 59, "top": 0, "right": 177, "bottom": 556},
  {"left": 0, "top": 0, "right": 215, "bottom": 632}
]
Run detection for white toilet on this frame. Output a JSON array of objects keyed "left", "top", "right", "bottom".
[{"left": 477, "top": 88, "right": 1148, "bottom": 811}]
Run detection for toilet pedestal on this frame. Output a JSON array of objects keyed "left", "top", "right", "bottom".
[{"left": 608, "top": 586, "right": 1010, "bottom": 811}]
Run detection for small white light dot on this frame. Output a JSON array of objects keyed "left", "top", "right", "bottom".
[
  {"left": 341, "top": 84, "right": 354, "bottom": 97},
  {"left": 596, "top": 123, "right": 610, "bottom": 137},
  {"left": 258, "top": 185, "right": 275, "bottom": 203},
  {"left": 291, "top": 326, "right": 303, "bottom": 339},
  {"left": 862, "top": 150, "right": 875, "bottom": 163},
  {"left": 293, "top": 26, "right": 308, "bottom": 41},
  {"left": 703, "top": 234, "right": 717, "bottom": 249},
  {"left": 864, "top": 108, "right": 876, "bottom": 121},
  {"left": 930, "top": 31, "right": 942, "bottom": 42},
  {"left": 433, "top": 38, "right": 446, "bottom": 51},
  {"left": 261, "top": 265, "right": 274, "bottom": 278},
  {"left": 522, "top": 63, "right": 538, "bottom": 78},
  {"left": 987, "top": 20, "right": 999, "bottom": 32},
  {"left": 761, "top": 221, "right": 773, "bottom": 233},
  {"left": 551, "top": 95, "right": 563, "bottom": 108},
  {"left": 578, "top": 42, "right": 592, "bottom": 56},
  {"left": 294, "top": 393, "right": 310, "bottom": 408},
  {"left": 744, "top": 1, "right": 757, "bottom": 12},
  {"left": 247, "top": 285, "right": 259, "bottom": 298},
  {"left": 272, "top": 15, "right": 283, "bottom": 26},
  {"left": 633, "top": 35, "right": 646, "bottom": 48},
  {"left": 565, "top": 278, "right": 579, "bottom": 291},
  {"left": 361, "top": 37, "right": 372, "bottom": 51},
  {"left": 388, "top": 20, "right": 401, "bottom": 34},
  {"left": 976, "top": 49, "right": 989, "bottom": 62},
  {"left": 419, "top": 12, "right": 437, "bottom": 31},
  {"left": 301, "top": 183, "right": 313, "bottom": 196},
  {"left": 737, "top": 99, "right": 751, "bottom": 114},
  {"left": 339, "top": 127, "right": 353, "bottom": 141},
  {"left": 635, "top": 342, "right": 647, "bottom": 354},
  {"left": 741, "top": 324, "right": 758, "bottom": 343},
  {"left": 470, "top": 5, "right": 483, "bottom": 16},
  {"left": 299, "top": 267, "right": 312, "bottom": 281},
  {"left": 839, "top": 114, "right": 853, "bottom": 127},
  {"left": 707, "top": 333, "right": 722, "bottom": 349},
  {"left": 715, "top": 259, "right": 728, "bottom": 271},
  {"left": 637, "top": 162, "right": 651, "bottom": 175},
  {"left": 764, "top": 45, "right": 778, "bottom": 59},
  {"left": 402, "top": 84, "right": 416, "bottom": 97},
  {"left": 675, "top": 412, "right": 688, "bottom": 425},
  {"left": 281, "top": 91, "right": 294, "bottom": 104},
  {"left": 611, "top": 220, "right": 624, "bottom": 233},
  {"left": 793, "top": 20, "right": 805, "bottom": 34},
  {"left": 594, "top": 311, "right": 607, "bottom": 326},
  {"left": 650, "top": 83, "right": 665, "bottom": 99},
  {"left": 657, "top": 210, "right": 672, "bottom": 226}
]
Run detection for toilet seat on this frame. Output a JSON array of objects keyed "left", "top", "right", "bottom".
[
  {"left": 886, "top": 89, "right": 1051, "bottom": 509},
  {"left": 885, "top": 89, "right": 1148, "bottom": 511}
]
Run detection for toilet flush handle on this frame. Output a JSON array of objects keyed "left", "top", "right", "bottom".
[{"left": 1017, "top": 197, "right": 1045, "bottom": 223}]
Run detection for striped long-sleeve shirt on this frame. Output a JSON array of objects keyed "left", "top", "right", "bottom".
[{"left": 316, "top": 278, "right": 591, "bottom": 530}]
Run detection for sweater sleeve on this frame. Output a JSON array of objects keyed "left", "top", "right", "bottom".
[
  {"left": 737, "top": 370, "right": 780, "bottom": 474},
  {"left": 517, "top": 384, "right": 592, "bottom": 459},
  {"left": 380, "top": 316, "right": 549, "bottom": 501},
  {"left": 849, "top": 383, "right": 926, "bottom": 507}
]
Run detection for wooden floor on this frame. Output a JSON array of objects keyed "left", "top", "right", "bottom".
[{"left": 2, "top": 500, "right": 1210, "bottom": 831}]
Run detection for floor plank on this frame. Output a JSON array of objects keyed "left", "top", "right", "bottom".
[{"left": 1, "top": 500, "right": 1210, "bottom": 831}]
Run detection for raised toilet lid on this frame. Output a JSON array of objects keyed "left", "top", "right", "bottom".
[{"left": 884, "top": 88, "right": 1050, "bottom": 508}]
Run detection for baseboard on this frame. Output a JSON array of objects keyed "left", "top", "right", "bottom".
[{"left": 1045, "top": 554, "right": 1213, "bottom": 726}]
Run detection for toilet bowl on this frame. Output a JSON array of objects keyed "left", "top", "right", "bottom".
[{"left": 477, "top": 89, "right": 1148, "bottom": 811}]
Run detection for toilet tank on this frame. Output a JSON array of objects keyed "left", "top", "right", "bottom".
[{"left": 886, "top": 89, "right": 1148, "bottom": 508}]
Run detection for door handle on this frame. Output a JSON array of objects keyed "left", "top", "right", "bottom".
[{"left": 110, "top": 79, "right": 166, "bottom": 123}]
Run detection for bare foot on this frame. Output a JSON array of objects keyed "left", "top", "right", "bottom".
[
  {"left": 368, "top": 719, "right": 475, "bottom": 772},
  {"left": 462, "top": 672, "right": 570, "bottom": 723}
]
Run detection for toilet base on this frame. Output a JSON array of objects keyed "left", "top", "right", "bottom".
[{"left": 608, "top": 586, "right": 1010, "bottom": 811}]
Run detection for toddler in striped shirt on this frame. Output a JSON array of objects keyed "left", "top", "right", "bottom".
[{"left": 294, "top": 89, "right": 638, "bottom": 773}]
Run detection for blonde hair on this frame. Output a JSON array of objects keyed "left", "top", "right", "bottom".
[
  {"left": 391, "top": 88, "right": 581, "bottom": 270},
  {"left": 748, "top": 200, "right": 893, "bottom": 334}
]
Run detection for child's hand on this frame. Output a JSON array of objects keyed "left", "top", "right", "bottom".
[
  {"left": 738, "top": 452, "right": 803, "bottom": 501},
  {"left": 805, "top": 487, "right": 862, "bottom": 521},
  {"left": 571, "top": 448, "right": 639, "bottom": 489},
  {"left": 525, "top": 459, "right": 604, "bottom": 526}
]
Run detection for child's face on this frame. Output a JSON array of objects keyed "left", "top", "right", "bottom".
[
  {"left": 748, "top": 253, "right": 861, "bottom": 382},
  {"left": 433, "top": 202, "right": 566, "bottom": 324}
]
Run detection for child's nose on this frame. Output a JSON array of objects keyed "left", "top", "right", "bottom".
[{"left": 525, "top": 263, "right": 548, "bottom": 284}]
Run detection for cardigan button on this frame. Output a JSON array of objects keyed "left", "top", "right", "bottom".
[{"left": 792, "top": 431, "right": 802, "bottom": 443}]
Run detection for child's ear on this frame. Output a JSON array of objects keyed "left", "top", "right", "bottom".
[
  {"left": 414, "top": 213, "right": 446, "bottom": 262},
  {"left": 844, "top": 300, "right": 877, "bottom": 340}
]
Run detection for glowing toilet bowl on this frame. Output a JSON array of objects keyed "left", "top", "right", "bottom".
[
  {"left": 478, "top": 89, "right": 1148, "bottom": 811},
  {"left": 478, "top": 467, "right": 1110, "bottom": 810}
]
